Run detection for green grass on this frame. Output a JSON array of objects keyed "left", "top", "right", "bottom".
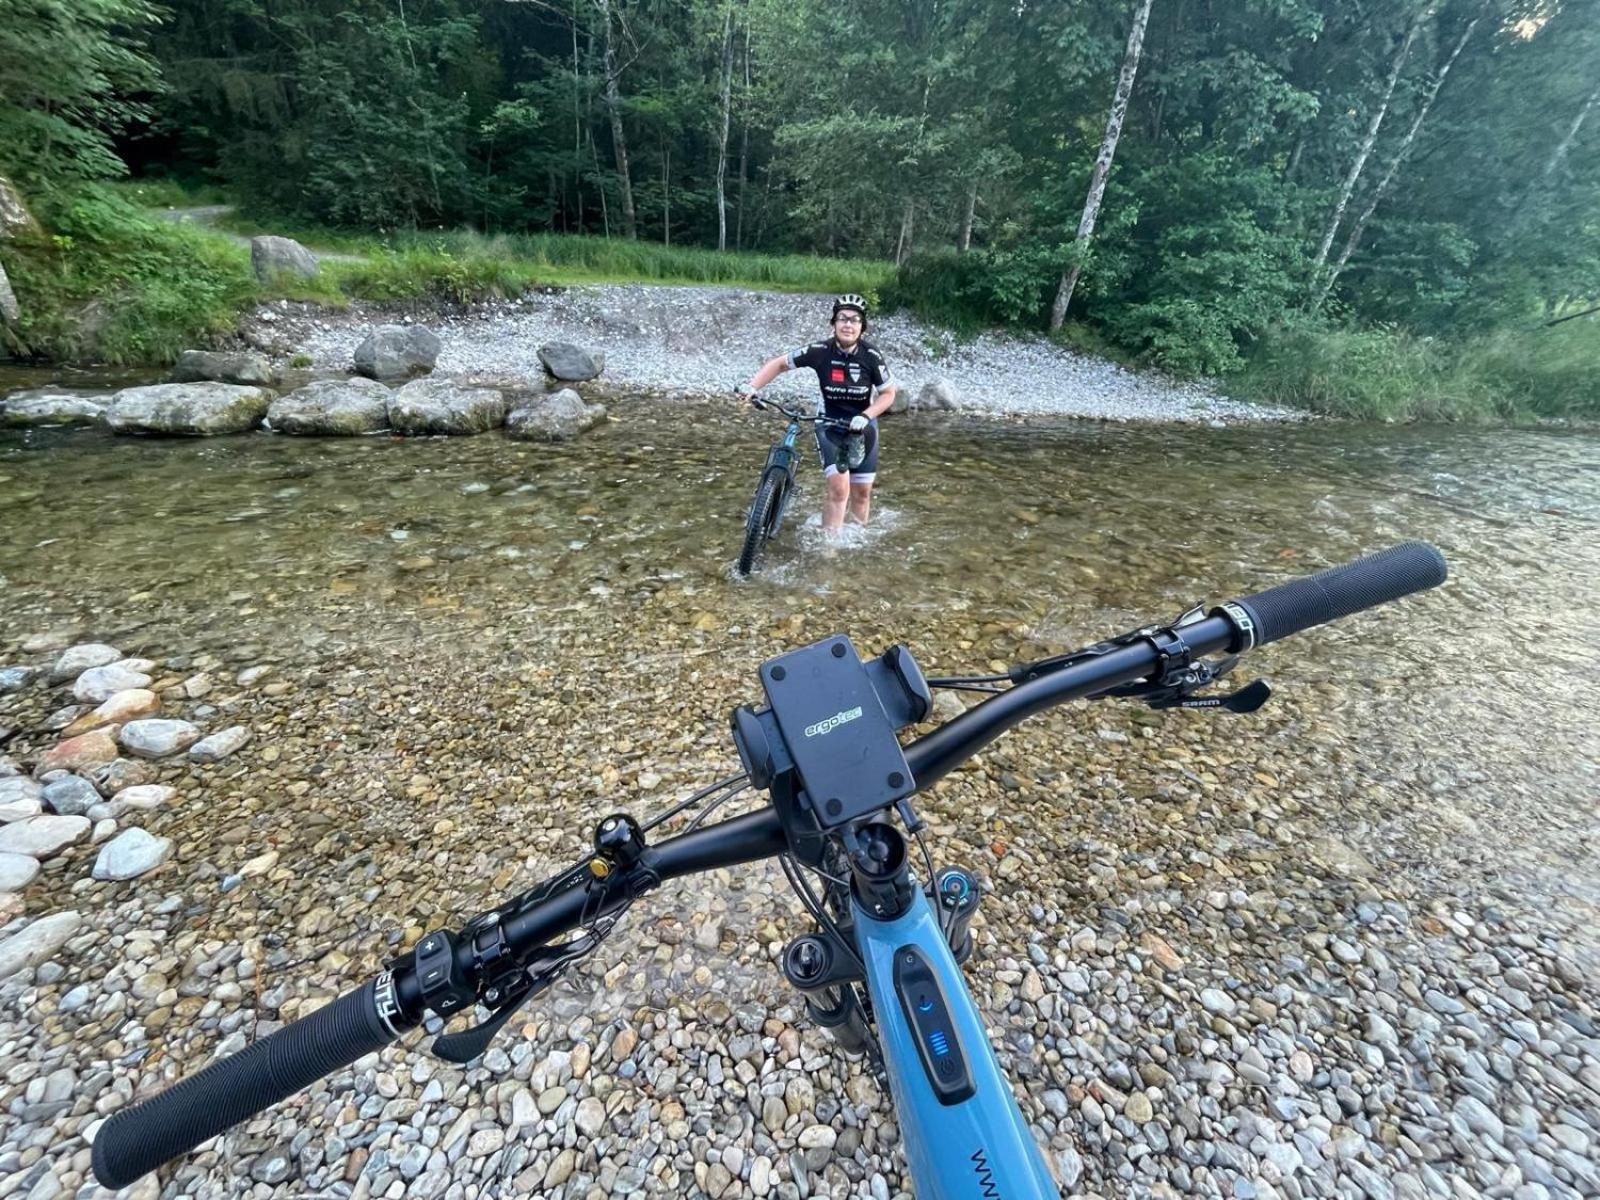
[
  {"left": 107, "top": 177, "right": 233, "bottom": 210},
  {"left": 1228, "top": 323, "right": 1600, "bottom": 422},
  {"left": 3, "top": 188, "right": 893, "bottom": 366},
  {"left": 2, "top": 188, "right": 261, "bottom": 365}
]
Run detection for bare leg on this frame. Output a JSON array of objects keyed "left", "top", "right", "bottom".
[
  {"left": 822, "top": 473, "right": 849, "bottom": 533},
  {"left": 847, "top": 481, "right": 873, "bottom": 525}
]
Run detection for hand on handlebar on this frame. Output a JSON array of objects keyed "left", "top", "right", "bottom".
[
  {"left": 735, "top": 384, "right": 764, "bottom": 409},
  {"left": 849, "top": 414, "right": 870, "bottom": 433}
]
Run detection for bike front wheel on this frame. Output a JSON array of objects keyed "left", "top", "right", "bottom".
[{"left": 737, "top": 468, "right": 786, "bottom": 576}]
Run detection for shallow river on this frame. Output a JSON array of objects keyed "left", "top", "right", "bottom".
[{"left": 1, "top": 401, "right": 1597, "bottom": 1198}]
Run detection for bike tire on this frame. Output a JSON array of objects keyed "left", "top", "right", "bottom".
[{"left": 738, "top": 469, "right": 786, "bottom": 576}]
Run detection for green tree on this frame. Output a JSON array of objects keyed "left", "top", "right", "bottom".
[{"left": 0, "top": 0, "right": 160, "bottom": 193}]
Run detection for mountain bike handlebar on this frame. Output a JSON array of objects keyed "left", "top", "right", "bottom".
[
  {"left": 92, "top": 541, "right": 1446, "bottom": 1189},
  {"left": 746, "top": 393, "right": 854, "bottom": 427}
]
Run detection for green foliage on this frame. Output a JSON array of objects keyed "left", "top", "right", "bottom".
[
  {"left": 882, "top": 248, "right": 1058, "bottom": 330},
  {"left": 1230, "top": 323, "right": 1600, "bottom": 421},
  {"left": 1, "top": 188, "right": 258, "bottom": 363},
  {"left": 0, "top": 0, "right": 159, "bottom": 193},
  {"left": 335, "top": 230, "right": 890, "bottom": 298},
  {"left": 6, "top": 0, "right": 1596, "bottom": 419}
]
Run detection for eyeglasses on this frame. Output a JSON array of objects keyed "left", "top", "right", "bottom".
[{"left": 834, "top": 313, "right": 862, "bottom": 325}]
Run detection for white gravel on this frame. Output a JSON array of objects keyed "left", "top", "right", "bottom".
[{"left": 282, "top": 284, "right": 1298, "bottom": 424}]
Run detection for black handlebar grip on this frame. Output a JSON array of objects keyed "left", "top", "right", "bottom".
[
  {"left": 92, "top": 978, "right": 396, "bottom": 1189},
  {"left": 1223, "top": 541, "right": 1447, "bottom": 649}
]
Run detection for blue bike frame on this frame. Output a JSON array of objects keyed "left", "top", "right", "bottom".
[
  {"left": 853, "top": 886, "right": 1058, "bottom": 1199},
  {"left": 761, "top": 418, "right": 805, "bottom": 535}
]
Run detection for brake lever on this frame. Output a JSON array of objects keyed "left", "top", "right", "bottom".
[
  {"left": 428, "top": 940, "right": 581, "bottom": 1063},
  {"left": 1095, "top": 653, "right": 1271, "bottom": 715}
]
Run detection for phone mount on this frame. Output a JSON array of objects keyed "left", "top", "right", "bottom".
[{"left": 730, "top": 636, "right": 931, "bottom": 837}]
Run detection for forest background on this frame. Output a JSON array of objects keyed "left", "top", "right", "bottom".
[{"left": 1, "top": 0, "right": 1596, "bottom": 420}]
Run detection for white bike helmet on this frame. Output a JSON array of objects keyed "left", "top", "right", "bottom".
[{"left": 831, "top": 293, "right": 868, "bottom": 329}]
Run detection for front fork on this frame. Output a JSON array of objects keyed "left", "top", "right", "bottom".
[
  {"left": 781, "top": 863, "right": 981, "bottom": 1059},
  {"left": 762, "top": 440, "right": 800, "bottom": 536}
]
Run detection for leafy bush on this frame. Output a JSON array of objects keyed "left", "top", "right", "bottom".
[
  {"left": 1229, "top": 323, "right": 1600, "bottom": 421},
  {"left": 883, "top": 247, "right": 1057, "bottom": 330},
  {"left": 1, "top": 188, "right": 258, "bottom": 364}
]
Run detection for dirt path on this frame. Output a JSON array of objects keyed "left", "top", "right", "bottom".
[{"left": 153, "top": 205, "right": 364, "bottom": 264}]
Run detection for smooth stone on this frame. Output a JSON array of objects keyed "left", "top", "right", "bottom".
[
  {"left": 0, "top": 852, "right": 40, "bottom": 890},
  {"left": 118, "top": 719, "right": 203, "bottom": 759},
  {"left": 63, "top": 689, "right": 161, "bottom": 736},
  {"left": 353, "top": 324, "right": 440, "bottom": 380},
  {"left": 170, "top": 349, "right": 275, "bottom": 386},
  {"left": 0, "top": 391, "right": 107, "bottom": 427},
  {"left": 0, "top": 814, "right": 91, "bottom": 859},
  {"left": 536, "top": 342, "right": 605, "bottom": 382},
  {"left": 387, "top": 378, "right": 506, "bottom": 436},
  {"left": 0, "top": 911, "right": 83, "bottom": 980},
  {"left": 505, "top": 388, "right": 606, "bottom": 441},
  {"left": 188, "top": 726, "right": 251, "bottom": 762},
  {"left": 41, "top": 776, "right": 99, "bottom": 817},
  {"left": 92, "top": 828, "right": 174, "bottom": 881},
  {"left": 72, "top": 665, "right": 152, "bottom": 705},
  {"left": 49, "top": 643, "right": 120, "bottom": 682},
  {"left": 267, "top": 378, "right": 392, "bottom": 435},
  {"left": 34, "top": 728, "right": 122, "bottom": 777},
  {"left": 105, "top": 382, "right": 274, "bottom": 436},
  {"left": 251, "top": 235, "right": 318, "bottom": 282}
]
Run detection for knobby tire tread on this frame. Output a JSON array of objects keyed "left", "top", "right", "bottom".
[{"left": 738, "top": 469, "right": 785, "bottom": 576}]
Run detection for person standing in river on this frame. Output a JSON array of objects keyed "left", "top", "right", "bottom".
[{"left": 739, "top": 294, "right": 897, "bottom": 534}]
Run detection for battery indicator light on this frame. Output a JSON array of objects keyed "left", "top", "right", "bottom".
[{"left": 928, "top": 1030, "right": 949, "bottom": 1056}]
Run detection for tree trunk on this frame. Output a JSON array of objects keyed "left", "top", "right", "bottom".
[
  {"left": 588, "top": 129, "right": 611, "bottom": 238},
  {"left": 1049, "top": 0, "right": 1155, "bottom": 331},
  {"left": 596, "top": 0, "right": 636, "bottom": 239},
  {"left": 736, "top": 25, "right": 750, "bottom": 250},
  {"left": 1311, "top": 9, "right": 1424, "bottom": 276},
  {"left": 1537, "top": 78, "right": 1600, "bottom": 187},
  {"left": 714, "top": 4, "right": 735, "bottom": 252},
  {"left": 572, "top": 0, "right": 583, "bottom": 227},
  {"left": 958, "top": 182, "right": 977, "bottom": 252},
  {"left": 662, "top": 143, "right": 671, "bottom": 245},
  {"left": 1316, "top": 12, "right": 1480, "bottom": 309},
  {"left": 894, "top": 198, "right": 915, "bottom": 265}
]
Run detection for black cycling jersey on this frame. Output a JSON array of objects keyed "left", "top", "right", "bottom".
[{"left": 785, "top": 338, "right": 891, "bottom": 419}]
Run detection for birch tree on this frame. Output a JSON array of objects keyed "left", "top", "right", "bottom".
[
  {"left": 714, "top": 2, "right": 735, "bottom": 250},
  {"left": 1049, "top": 0, "right": 1155, "bottom": 332},
  {"left": 1310, "top": 7, "right": 1426, "bottom": 282},
  {"left": 1315, "top": 9, "right": 1482, "bottom": 309},
  {"left": 595, "top": 0, "right": 638, "bottom": 238}
]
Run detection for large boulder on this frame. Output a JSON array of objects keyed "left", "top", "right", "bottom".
[
  {"left": 387, "top": 378, "right": 506, "bottom": 436},
  {"left": 0, "top": 389, "right": 108, "bottom": 427},
  {"left": 0, "top": 175, "right": 38, "bottom": 238},
  {"left": 506, "top": 388, "right": 607, "bottom": 442},
  {"left": 354, "top": 325, "right": 441, "bottom": 381},
  {"left": 915, "top": 378, "right": 960, "bottom": 412},
  {"left": 268, "top": 378, "right": 392, "bottom": 436},
  {"left": 250, "top": 235, "right": 319, "bottom": 283},
  {"left": 0, "top": 261, "right": 17, "bottom": 326},
  {"left": 105, "top": 382, "right": 274, "bottom": 436},
  {"left": 170, "top": 350, "right": 276, "bottom": 386},
  {"left": 537, "top": 342, "right": 605, "bottom": 382},
  {"left": 0, "top": 177, "right": 35, "bottom": 325}
]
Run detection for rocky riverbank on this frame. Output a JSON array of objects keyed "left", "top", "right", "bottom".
[
  {"left": 244, "top": 286, "right": 1297, "bottom": 424},
  {"left": 2, "top": 618, "right": 1597, "bottom": 1200}
]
